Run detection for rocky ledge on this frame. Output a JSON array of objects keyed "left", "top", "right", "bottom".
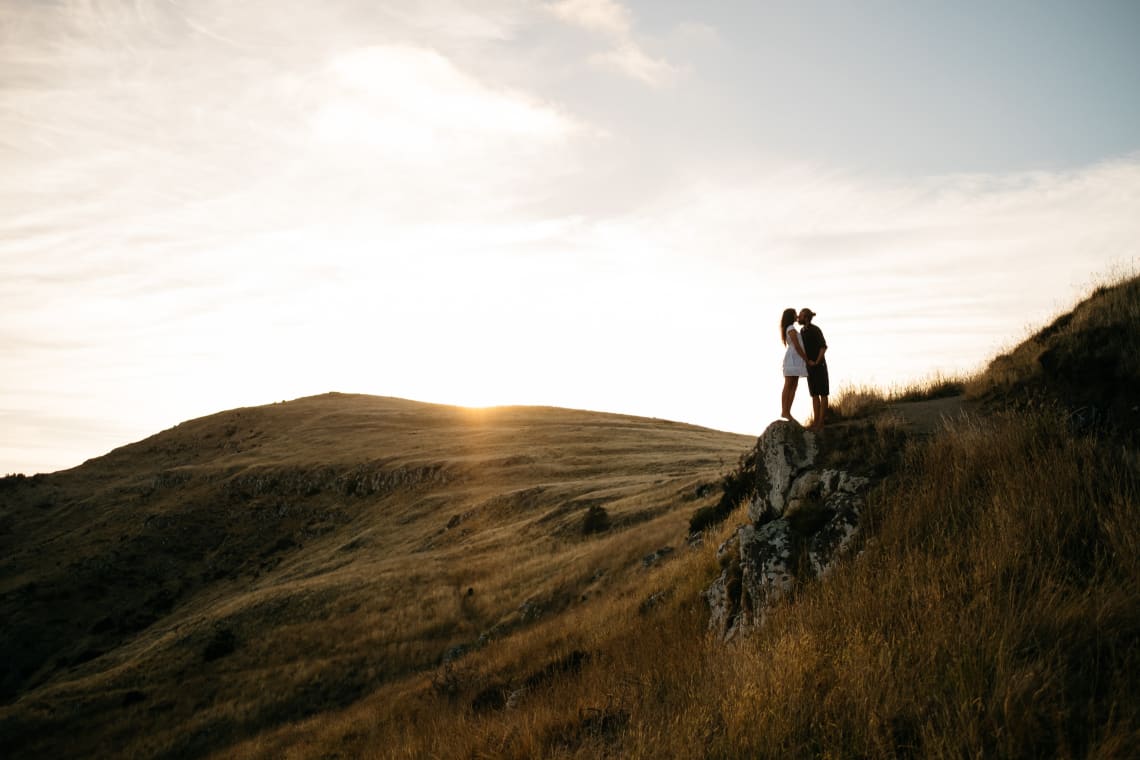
[{"left": 705, "top": 421, "right": 870, "bottom": 639}]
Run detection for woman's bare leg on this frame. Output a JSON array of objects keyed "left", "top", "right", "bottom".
[{"left": 781, "top": 376, "right": 799, "bottom": 421}]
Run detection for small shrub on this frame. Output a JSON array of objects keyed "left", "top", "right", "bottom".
[
  {"left": 202, "top": 627, "right": 237, "bottom": 662},
  {"left": 120, "top": 690, "right": 147, "bottom": 708},
  {"left": 688, "top": 505, "right": 725, "bottom": 535},
  {"left": 581, "top": 505, "right": 610, "bottom": 534},
  {"left": 431, "top": 662, "right": 468, "bottom": 701},
  {"left": 0, "top": 473, "right": 28, "bottom": 490},
  {"left": 545, "top": 707, "right": 630, "bottom": 752},
  {"left": 471, "top": 683, "right": 509, "bottom": 713},
  {"left": 889, "top": 372, "right": 968, "bottom": 403},
  {"left": 829, "top": 385, "right": 889, "bottom": 421}
]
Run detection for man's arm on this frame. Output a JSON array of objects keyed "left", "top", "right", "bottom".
[{"left": 809, "top": 328, "right": 827, "bottom": 365}]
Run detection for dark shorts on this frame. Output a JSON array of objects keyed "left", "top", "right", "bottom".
[{"left": 807, "top": 365, "right": 830, "bottom": 397}]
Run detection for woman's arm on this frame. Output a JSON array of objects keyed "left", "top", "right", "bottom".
[{"left": 789, "top": 330, "right": 808, "bottom": 361}]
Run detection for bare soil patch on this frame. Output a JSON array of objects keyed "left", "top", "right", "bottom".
[{"left": 878, "top": 394, "right": 980, "bottom": 436}]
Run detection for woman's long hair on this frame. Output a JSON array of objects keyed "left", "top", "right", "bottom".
[{"left": 780, "top": 308, "right": 797, "bottom": 345}]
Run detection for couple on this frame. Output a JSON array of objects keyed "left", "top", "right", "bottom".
[{"left": 780, "top": 307, "right": 829, "bottom": 430}]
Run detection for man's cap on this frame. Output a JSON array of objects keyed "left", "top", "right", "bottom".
[{"left": 801, "top": 308, "right": 816, "bottom": 318}]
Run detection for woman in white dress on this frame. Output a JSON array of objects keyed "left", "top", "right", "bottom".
[{"left": 780, "top": 307, "right": 809, "bottom": 422}]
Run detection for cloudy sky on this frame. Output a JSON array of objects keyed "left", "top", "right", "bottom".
[{"left": 2, "top": 0, "right": 1139, "bottom": 474}]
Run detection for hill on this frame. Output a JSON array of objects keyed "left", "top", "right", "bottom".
[
  {"left": 0, "top": 395, "right": 752, "bottom": 757},
  {"left": 2, "top": 273, "right": 1138, "bottom": 759},
  {"left": 974, "top": 272, "right": 1140, "bottom": 438}
]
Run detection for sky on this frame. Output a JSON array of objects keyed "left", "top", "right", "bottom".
[{"left": 2, "top": 0, "right": 1139, "bottom": 475}]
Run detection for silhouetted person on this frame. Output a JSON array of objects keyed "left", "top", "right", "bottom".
[
  {"left": 798, "top": 308, "right": 828, "bottom": 430},
  {"left": 781, "top": 307, "right": 809, "bottom": 423}
]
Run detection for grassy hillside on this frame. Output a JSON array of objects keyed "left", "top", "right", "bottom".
[
  {"left": 0, "top": 396, "right": 751, "bottom": 758},
  {"left": 971, "top": 272, "right": 1140, "bottom": 440},
  {"left": 2, "top": 273, "right": 1137, "bottom": 759}
]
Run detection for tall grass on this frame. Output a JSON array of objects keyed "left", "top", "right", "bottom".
[
  {"left": 829, "top": 371, "right": 974, "bottom": 423},
  {"left": 285, "top": 405, "right": 1138, "bottom": 759},
  {"left": 967, "top": 269, "right": 1140, "bottom": 408},
  {"left": 212, "top": 277, "right": 1140, "bottom": 758}
]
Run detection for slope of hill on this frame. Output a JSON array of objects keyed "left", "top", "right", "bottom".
[
  {"left": 0, "top": 395, "right": 751, "bottom": 758},
  {"left": 975, "top": 272, "right": 1140, "bottom": 439},
  {"left": 3, "top": 273, "right": 1138, "bottom": 759}
]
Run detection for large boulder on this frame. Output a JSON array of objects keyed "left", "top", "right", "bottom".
[
  {"left": 808, "top": 506, "right": 861, "bottom": 580},
  {"left": 706, "top": 519, "right": 798, "bottom": 638},
  {"left": 705, "top": 422, "right": 871, "bottom": 639},
  {"left": 746, "top": 421, "right": 818, "bottom": 523}
]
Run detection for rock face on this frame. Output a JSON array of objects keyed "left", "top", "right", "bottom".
[
  {"left": 705, "top": 421, "right": 869, "bottom": 639},
  {"left": 746, "top": 421, "right": 818, "bottom": 522}
]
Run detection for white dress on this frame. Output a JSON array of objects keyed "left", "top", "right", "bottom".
[{"left": 783, "top": 325, "right": 808, "bottom": 377}]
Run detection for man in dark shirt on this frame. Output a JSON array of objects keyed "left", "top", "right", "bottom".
[{"left": 798, "top": 308, "right": 829, "bottom": 430}]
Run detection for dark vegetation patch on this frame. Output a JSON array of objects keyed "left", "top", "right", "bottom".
[
  {"left": 120, "top": 689, "right": 147, "bottom": 708},
  {"left": 467, "top": 650, "right": 592, "bottom": 715},
  {"left": 0, "top": 472, "right": 29, "bottom": 489},
  {"left": 538, "top": 496, "right": 605, "bottom": 525},
  {"left": 978, "top": 274, "right": 1140, "bottom": 444},
  {"left": 688, "top": 444, "right": 766, "bottom": 535},
  {"left": 202, "top": 627, "right": 237, "bottom": 662},
  {"left": 471, "top": 682, "right": 510, "bottom": 713},
  {"left": 523, "top": 650, "right": 590, "bottom": 690},
  {"left": 813, "top": 420, "right": 908, "bottom": 478},
  {"left": 581, "top": 504, "right": 611, "bottom": 534},
  {"left": 544, "top": 706, "right": 630, "bottom": 752}
]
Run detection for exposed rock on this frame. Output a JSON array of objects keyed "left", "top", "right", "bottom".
[
  {"left": 641, "top": 546, "right": 675, "bottom": 567},
  {"left": 704, "top": 572, "right": 734, "bottom": 636},
  {"left": 782, "top": 470, "right": 822, "bottom": 518},
  {"left": 221, "top": 463, "right": 453, "bottom": 502},
  {"left": 738, "top": 520, "right": 796, "bottom": 612},
  {"left": 519, "top": 599, "right": 542, "bottom": 622},
  {"left": 705, "top": 421, "right": 872, "bottom": 638},
  {"left": 786, "top": 469, "right": 869, "bottom": 520},
  {"left": 746, "top": 420, "right": 817, "bottom": 522},
  {"left": 808, "top": 507, "right": 861, "bottom": 580},
  {"left": 639, "top": 590, "right": 668, "bottom": 614},
  {"left": 506, "top": 686, "right": 529, "bottom": 709}
]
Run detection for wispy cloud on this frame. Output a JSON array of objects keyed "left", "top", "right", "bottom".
[
  {"left": 2, "top": 1, "right": 1136, "bottom": 475},
  {"left": 546, "top": 0, "right": 677, "bottom": 86},
  {"left": 590, "top": 41, "right": 677, "bottom": 87},
  {"left": 540, "top": 154, "right": 1140, "bottom": 390},
  {"left": 314, "top": 45, "right": 577, "bottom": 156},
  {"left": 546, "top": 0, "right": 634, "bottom": 37}
]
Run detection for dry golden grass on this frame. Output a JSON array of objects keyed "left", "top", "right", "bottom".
[
  {"left": 213, "top": 275, "right": 1140, "bottom": 759},
  {"left": 829, "top": 382, "right": 892, "bottom": 421},
  {"left": 5, "top": 273, "right": 1138, "bottom": 759},
  {"left": 831, "top": 370, "right": 975, "bottom": 424},
  {"left": 0, "top": 394, "right": 752, "bottom": 758},
  {"left": 968, "top": 268, "right": 1140, "bottom": 409},
  {"left": 262, "top": 406, "right": 1135, "bottom": 760}
]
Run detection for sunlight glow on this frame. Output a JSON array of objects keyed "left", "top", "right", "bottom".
[
  {"left": 314, "top": 46, "right": 574, "bottom": 155},
  {"left": 2, "top": 1, "right": 1138, "bottom": 474}
]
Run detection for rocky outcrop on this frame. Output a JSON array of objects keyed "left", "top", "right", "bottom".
[
  {"left": 221, "top": 463, "right": 454, "bottom": 501},
  {"left": 746, "top": 420, "right": 818, "bottom": 522},
  {"left": 705, "top": 421, "right": 869, "bottom": 639}
]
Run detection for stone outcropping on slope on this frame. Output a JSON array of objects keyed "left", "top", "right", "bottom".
[{"left": 705, "top": 420, "right": 870, "bottom": 639}]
